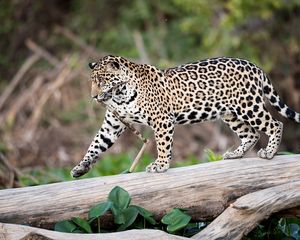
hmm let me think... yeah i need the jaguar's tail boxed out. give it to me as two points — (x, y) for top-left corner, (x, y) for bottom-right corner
(262, 74), (300, 123)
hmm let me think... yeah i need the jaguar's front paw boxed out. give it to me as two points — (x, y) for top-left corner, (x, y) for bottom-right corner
(71, 164), (91, 178)
(146, 160), (169, 173)
(222, 150), (244, 159)
(71, 158), (93, 178)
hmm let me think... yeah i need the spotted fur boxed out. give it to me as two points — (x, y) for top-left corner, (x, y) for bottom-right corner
(71, 55), (300, 177)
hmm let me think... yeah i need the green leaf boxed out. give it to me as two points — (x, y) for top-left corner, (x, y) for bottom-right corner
(278, 218), (300, 239)
(117, 206), (139, 231)
(72, 217), (92, 233)
(204, 149), (222, 162)
(89, 201), (112, 219)
(161, 208), (191, 233)
(114, 209), (126, 225)
(54, 220), (77, 233)
(108, 186), (131, 213)
(131, 205), (157, 225)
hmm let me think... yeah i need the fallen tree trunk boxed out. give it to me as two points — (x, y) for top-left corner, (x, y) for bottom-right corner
(0, 155), (300, 229)
(0, 223), (187, 240)
(192, 181), (300, 240)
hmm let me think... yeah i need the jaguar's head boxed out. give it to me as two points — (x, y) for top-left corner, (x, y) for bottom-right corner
(89, 55), (131, 102)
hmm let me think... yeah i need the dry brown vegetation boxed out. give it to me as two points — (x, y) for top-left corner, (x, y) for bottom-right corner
(0, 28), (235, 188)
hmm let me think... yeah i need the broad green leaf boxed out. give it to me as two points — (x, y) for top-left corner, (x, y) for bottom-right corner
(114, 208), (125, 225)
(72, 217), (92, 233)
(161, 208), (191, 233)
(89, 201), (112, 219)
(108, 186), (131, 211)
(117, 206), (139, 231)
(54, 220), (77, 233)
(131, 205), (157, 225)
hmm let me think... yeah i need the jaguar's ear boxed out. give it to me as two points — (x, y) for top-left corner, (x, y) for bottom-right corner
(108, 61), (120, 70)
(89, 62), (97, 69)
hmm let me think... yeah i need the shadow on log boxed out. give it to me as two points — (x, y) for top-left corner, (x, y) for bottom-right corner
(0, 155), (300, 232)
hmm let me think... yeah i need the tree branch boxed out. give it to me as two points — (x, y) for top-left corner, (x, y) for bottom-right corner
(0, 155), (300, 229)
(0, 223), (187, 240)
(193, 181), (300, 240)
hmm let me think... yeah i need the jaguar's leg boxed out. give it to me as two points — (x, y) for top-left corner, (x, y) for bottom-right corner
(146, 119), (174, 173)
(247, 110), (283, 159)
(233, 98), (283, 159)
(222, 114), (260, 159)
(256, 118), (283, 159)
(71, 110), (126, 178)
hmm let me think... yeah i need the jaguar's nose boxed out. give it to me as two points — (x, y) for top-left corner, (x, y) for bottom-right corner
(89, 62), (97, 69)
(92, 95), (98, 99)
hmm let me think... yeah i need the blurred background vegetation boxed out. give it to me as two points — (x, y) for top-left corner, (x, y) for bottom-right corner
(0, 0), (300, 189)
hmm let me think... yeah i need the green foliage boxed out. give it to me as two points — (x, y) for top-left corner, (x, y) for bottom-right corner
(131, 205), (157, 225)
(278, 218), (300, 240)
(174, 155), (199, 168)
(203, 149), (223, 162)
(18, 153), (152, 186)
(54, 185), (300, 239)
(54, 186), (156, 233)
(72, 217), (93, 233)
(3, 0), (300, 73)
(89, 201), (112, 219)
(108, 186), (131, 214)
(18, 150), (222, 187)
(60, 0), (297, 70)
(54, 220), (78, 233)
(244, 217), (300, 240)
(54, 185), (205, 236)
(56, 99), (92, 125)
(161, 208), (191, 233)
(51, 185), (300, 238)
(116, 206), (139, 231)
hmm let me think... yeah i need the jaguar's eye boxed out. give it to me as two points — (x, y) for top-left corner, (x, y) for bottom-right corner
(108, 61), (120, 70)
(112, 61), (120, 70)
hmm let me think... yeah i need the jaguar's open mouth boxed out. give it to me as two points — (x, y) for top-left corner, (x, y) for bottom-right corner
(96, 81), (129, 103)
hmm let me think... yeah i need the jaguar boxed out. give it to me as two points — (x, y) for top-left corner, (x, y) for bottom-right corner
(71, 55), (300, 177)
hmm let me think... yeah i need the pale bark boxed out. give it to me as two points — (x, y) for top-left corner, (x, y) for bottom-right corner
(0, 155), (299, 229)
(193, 181), (300, 240)
(0, 223), (187, 240)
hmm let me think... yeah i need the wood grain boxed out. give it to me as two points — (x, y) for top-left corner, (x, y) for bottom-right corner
(193, 181), (300, 240)
(0, 223), (187, 240)
(0, 155), (299, 229)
